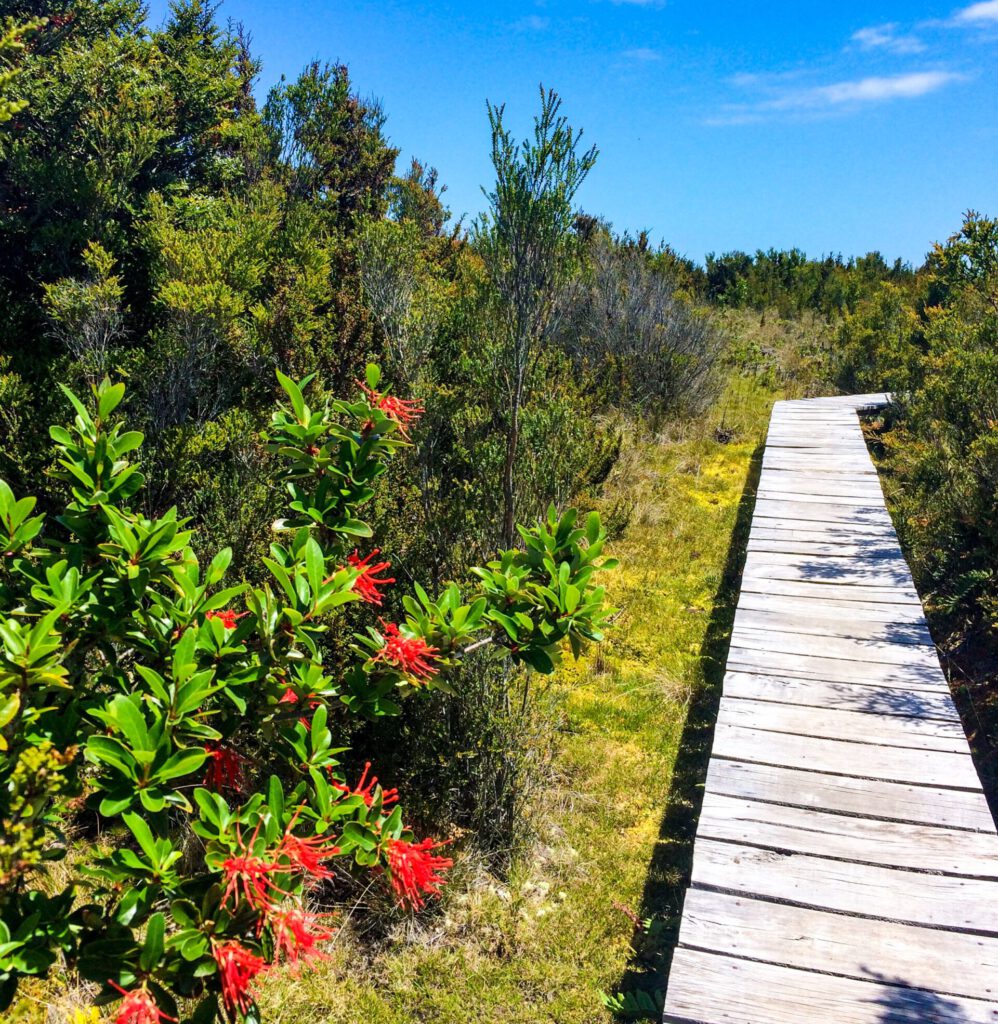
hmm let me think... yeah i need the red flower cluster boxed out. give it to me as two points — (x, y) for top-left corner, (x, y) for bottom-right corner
(221, 844), (285, 913)
(346, 548), (395, 605)
(270, 905), (337, 965)
(206, 608), (243, 630)
(359, 383), (424, 440)
(387, 837), (453, 911)
(212, 816), (345, 1010)
(277, 821), (341, 882)
(203, 742), (246, 793)
(108, 982), (176, 1024)
(213, 941), (267, 1017)
(331, 761), (398, 809)
(372, 623), (440, 682)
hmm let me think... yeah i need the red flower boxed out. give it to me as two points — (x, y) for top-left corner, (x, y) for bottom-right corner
(372, 623), (440, 682)
(277, 820), (341, 881)
(359, 383), (424, 440)
(331, 761), (398, 809)
(221, 827), (285, 912)
(203, 743), (246, 793)
(386, 837), (453, 911)
(206, 608), (236, 629)
(206, 608), (247, 630)
(346, 549), (395, 605)
(213, 940), (267, 1017)
(107, 982), (176, 1024)
(269, 905), (336, 965)
(277, 687), (321, 729)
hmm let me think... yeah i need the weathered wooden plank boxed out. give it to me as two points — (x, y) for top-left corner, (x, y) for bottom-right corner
(741, 561), (917, 592)
(752, 497), (894, 525)
(757, 470), (883, 489)
(737, 576), (922, 605)
(762, 456), (878, 473)
(742, 552), (911, 571)
(750, 515), (899, 537)
(691, 839), (998, 933)
(717, 696), (967, 752)
(728, 624), (939, 669)
(757, 482), (885, 502)
(712, 721), (981, 789)
(724, 646), (945, 687)
(757, 471), (883, 488)
(762, 449), (873, 460)
(722, 671), (955, 718)
(703, 758), (996, 832)
(736, 589), (929, 624)
(755, 491), (888, 509)
(676, 889), (998, 1001)
(697, 791), (998, 875)
(664, 948), (998, 1024)
(740, 570), (919, 598)
(732, 604), (932, 644)
(747, 536), (905, 559)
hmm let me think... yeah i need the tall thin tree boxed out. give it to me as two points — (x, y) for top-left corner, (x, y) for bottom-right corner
(475, 86), (597, 547)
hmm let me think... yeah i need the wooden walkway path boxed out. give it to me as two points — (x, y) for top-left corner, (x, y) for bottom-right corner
(663, 394), (998, 1024)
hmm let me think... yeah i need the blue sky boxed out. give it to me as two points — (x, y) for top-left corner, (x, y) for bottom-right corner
(149, 0), (998, 264)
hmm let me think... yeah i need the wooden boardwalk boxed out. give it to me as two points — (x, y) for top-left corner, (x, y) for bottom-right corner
(663, 395), (998, 1024)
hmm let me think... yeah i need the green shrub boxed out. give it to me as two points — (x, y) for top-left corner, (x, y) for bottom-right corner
(0, 368), (616, 1022)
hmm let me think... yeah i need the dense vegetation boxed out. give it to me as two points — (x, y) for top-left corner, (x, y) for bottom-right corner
(0, 4), (717, 1021)
(1, 2), (995, 1022)
(837, 211), (998, 792)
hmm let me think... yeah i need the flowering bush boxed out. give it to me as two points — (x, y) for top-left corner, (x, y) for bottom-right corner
(0, 366), (616, 1022)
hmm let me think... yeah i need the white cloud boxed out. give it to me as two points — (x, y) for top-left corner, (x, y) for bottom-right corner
(954, 0), (998, 22)
(851, 23), (927, 54)
(775, 71), (962, 108)
(622, 47), (661, 62)
(709, 70), (964, 125)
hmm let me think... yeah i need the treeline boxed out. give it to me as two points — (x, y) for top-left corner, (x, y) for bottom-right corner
(698, 247), (915, 319)
(0, 1), (720, 865)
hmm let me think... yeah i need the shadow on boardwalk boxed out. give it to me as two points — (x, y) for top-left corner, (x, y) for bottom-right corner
(865, 971), (982, 1024)
(611, 440), (764, 1016)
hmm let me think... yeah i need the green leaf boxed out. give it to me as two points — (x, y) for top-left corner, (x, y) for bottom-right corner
(86, 736), (138, 780)
(305, 538), (324, 599)
(337, 518), (373, 538)
(99, 792), (135, 817)
(342, 821), (377, 852)
(276, 370), (306, 422)
(97, 382), (126, 420)
(139, 913), (165, 972)
(365, 363), (381, 390)
(157, 748), (207, 781)
(123, 812), (159, 862)
(108, 696), (151, 754)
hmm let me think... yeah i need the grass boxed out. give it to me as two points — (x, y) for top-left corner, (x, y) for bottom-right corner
(249, 377), (774, 1024)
